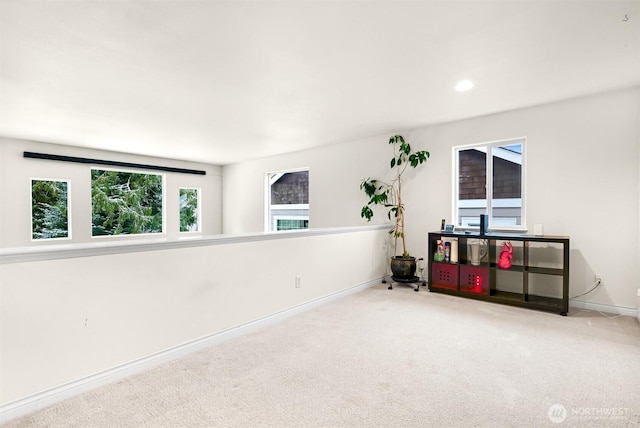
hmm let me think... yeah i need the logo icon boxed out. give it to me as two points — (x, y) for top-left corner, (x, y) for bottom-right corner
(548, 404), (567, 424)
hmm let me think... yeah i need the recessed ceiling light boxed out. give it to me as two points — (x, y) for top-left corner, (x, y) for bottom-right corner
(455, 80), (474, 92)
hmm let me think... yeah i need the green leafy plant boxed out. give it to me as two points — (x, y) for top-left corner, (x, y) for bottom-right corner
(91, 169), (163, 236)
(31, 179), (69, 239)
(179, 188), (199, 232)
(360, 135), (430, 258)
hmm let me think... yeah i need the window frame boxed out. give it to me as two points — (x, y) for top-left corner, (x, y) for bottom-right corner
(452, 137), (526, 232)
(265, 167), (309, 232)
(90, 167), (166, 238)
(273, 216), (310, 231)
(179, 187), (201, 233)
(30, 177), (72, 241)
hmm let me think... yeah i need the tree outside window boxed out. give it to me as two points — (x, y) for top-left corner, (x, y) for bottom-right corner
(91, 169), (164, 236)
(31, 179), (70, 240)
(179, 188), (199, 232)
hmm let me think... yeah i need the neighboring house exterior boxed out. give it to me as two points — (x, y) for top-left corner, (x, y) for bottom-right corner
(269, 170), (309, 231)
(458, 148), (522, 227)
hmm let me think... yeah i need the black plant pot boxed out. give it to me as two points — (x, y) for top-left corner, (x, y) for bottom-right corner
(390, 256), (417, 279)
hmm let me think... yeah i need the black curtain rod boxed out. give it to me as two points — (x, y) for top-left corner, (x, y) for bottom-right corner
(23, 152), (206, 175)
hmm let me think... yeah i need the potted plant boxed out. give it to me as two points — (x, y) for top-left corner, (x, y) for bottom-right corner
(360, 135), (430, 279)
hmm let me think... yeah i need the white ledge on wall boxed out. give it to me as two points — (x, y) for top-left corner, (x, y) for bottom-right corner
(0, 224), (390, 264)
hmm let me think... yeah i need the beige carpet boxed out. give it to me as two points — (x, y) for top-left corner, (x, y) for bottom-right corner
(4, 284), (640, 427)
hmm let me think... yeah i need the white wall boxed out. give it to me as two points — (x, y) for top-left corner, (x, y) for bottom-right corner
(0, 136), (389, 406)
(223, 134), (397, 234)
(0, 138), (223, 248)
(223, 87), (640, 309)
(0, 228), (388, 404)
(1, 86), (637, 407)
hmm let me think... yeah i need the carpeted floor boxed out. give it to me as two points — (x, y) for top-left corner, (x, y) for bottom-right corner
(4, 284), (640, 427)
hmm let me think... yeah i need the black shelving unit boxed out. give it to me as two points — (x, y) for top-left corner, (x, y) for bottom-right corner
(428, 231), (570, 315)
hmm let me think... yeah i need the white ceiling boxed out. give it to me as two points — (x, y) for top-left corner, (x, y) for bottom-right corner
(1, 1), (638, 165)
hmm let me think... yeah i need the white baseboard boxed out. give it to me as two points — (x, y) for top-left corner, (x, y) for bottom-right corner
(569, 299), (638, 317)
(0, 278), (382, 424)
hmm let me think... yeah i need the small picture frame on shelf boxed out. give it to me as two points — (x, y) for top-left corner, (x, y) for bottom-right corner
(444, 224), (455, 232)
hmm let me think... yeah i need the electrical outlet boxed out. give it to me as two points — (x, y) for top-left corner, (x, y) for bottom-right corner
(595, 274), (604, 287)
(534, 224), (543, 236)
(295, 275), (302, 288)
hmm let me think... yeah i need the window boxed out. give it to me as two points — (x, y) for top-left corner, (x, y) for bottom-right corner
(31, 179), (70, 240)
(91, 169), (164, 236)
(266, 169), (309, 231)
(275, 218), (309, 231)
(454, 138), (525, 230)
(179, 188), (200, 232)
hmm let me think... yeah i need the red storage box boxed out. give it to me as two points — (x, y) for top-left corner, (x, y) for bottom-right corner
(431, 262), (458, 290)
(459, 265), (489, 295)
